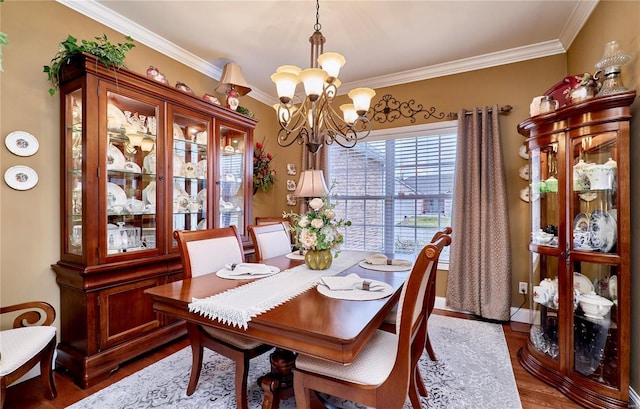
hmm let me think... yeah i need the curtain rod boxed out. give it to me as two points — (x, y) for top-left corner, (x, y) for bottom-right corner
(447, 105), (512, 120)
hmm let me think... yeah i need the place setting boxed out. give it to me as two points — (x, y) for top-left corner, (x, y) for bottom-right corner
(358, 253), (413, 271)
(316, 272), (393, 300)
(215, 263), (280, 280)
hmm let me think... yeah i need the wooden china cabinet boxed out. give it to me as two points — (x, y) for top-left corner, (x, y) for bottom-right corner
(517, 91), (635, 409)
(52, 53), (256, 388)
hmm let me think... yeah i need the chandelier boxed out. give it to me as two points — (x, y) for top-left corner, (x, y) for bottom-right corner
(271, 0), (376, 154)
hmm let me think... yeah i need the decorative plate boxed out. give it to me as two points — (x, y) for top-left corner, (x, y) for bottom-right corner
(317, 279), (394, 301)
(107, 104), (127, 129)
(107, 182), (127, 207)
(4, 165), (38, 190)
(196, 159), (207, 178)
(142, 181), (156, 205)
(609, 275), (617, 301)
(197, 218), (207, 230)
(123, 161), (142, 173)
(173, 123), (185, 140)
(573, 212), (589, 232)
(574, 272), (594, 294)
(589, 209), (617, 252)
(195, 131), (208, 145)
(196, 188), (207, 204)
(173, 154), (185, 176)
(519, 187), (530, 202)
(5, 131), (39, 157)
(107, 143), (126, 170)
(578, 192), (597, 202)
(518, 165), (530, 180)
(216, 264), (280, 280)
(143, 152), (156, 174)
(518, 144), (529, 160)
(182, 162), (197, 178)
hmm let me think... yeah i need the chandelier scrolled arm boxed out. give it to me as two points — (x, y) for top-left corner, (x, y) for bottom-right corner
(271, 0), (375, 153)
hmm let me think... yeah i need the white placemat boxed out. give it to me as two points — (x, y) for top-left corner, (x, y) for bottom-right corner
(216, 265), (280, 280)
(189, 250), (365, 329)
(285, 251), (306, 260)
(316, 279), (393, 300)
(358, 261), (413, 272)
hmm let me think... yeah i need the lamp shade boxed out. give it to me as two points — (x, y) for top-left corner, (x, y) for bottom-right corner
(293, 169), (329, 198)
(348, 87), (376, 115)
(215, 62), (252, 96)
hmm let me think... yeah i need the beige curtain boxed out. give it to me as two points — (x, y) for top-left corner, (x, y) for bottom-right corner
(446, 105), (512, 321)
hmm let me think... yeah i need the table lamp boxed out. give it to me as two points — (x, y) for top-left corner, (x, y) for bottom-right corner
(293, 169), (329, 198)
(215, 62), (252, 110)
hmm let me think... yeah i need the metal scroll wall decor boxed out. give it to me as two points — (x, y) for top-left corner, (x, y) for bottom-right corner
(368, 94), (447, 124)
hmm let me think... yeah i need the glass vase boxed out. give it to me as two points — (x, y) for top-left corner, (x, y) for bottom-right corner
(305, 249), (333, 270)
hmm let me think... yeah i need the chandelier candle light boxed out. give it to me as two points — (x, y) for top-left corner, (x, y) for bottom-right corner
(271, 0), (376, 154)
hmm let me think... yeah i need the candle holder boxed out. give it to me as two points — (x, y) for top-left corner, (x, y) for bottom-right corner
(594, 41), (630, 96)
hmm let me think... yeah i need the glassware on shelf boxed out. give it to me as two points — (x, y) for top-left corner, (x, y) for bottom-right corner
(594, 40), (631, 96)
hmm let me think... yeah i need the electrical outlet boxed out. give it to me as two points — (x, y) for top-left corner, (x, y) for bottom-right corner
(519, 282), (528, 295)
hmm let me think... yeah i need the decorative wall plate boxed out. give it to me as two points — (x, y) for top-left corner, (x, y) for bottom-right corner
(519, 187), (530, 202)
(4, 165), (38, 190)
(5, 131), (39, 157)
(518, 165), (530, 180)
(518, 144), (529, 160)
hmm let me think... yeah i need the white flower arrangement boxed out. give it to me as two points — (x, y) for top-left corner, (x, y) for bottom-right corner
(284, 195), (351, 254)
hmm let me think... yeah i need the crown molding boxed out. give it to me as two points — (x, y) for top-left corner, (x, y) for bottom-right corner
(558, 0), (599, 49)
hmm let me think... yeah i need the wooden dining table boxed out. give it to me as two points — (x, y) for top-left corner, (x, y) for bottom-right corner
(144, 253), (409, 408)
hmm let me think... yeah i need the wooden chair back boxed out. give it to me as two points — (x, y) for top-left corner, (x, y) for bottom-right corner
(255, 216), (294, 244)
(173, 226), (244, 278)
(248, 223), (292, 261)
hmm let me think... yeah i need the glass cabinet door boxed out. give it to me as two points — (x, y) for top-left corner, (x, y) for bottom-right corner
(170, 108), (210, 249)
(570, 131), (619, 388)
(105, 90), (160, 256)
(529, 141), (560, 249)
(65, 88), (84, 256)
(218, 124), (246, 234)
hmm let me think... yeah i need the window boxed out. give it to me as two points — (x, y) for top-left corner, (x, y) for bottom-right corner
(327, 121), (456, 263)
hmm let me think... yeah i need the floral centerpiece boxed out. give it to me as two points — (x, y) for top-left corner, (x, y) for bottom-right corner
(284, 194), (351, 270)
(253, 141), (276, 193)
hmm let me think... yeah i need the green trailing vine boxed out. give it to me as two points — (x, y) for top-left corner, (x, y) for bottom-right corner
(0, 0), (7, 72)
(43, 34), (135, 95)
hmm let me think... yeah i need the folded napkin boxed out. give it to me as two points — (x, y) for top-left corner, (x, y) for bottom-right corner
(320, 273), (385, 291)
(365, 253), (412, 266)
(224, 263), (272, 276)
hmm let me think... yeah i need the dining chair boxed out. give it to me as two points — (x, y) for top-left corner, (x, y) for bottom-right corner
(248, 222), (292, 261)
(173, 226), (273, 409)
(293, 232), (452, 409)
(0, 301), (57, 409)
(255, 216), (295, 244)
(381, 226), (452, 360)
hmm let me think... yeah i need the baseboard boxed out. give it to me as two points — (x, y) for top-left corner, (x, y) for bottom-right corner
(630, 387), (639, 408)
(434, 296), (533, 324)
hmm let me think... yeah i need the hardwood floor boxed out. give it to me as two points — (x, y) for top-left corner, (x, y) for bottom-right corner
(4, 310), (585, 409)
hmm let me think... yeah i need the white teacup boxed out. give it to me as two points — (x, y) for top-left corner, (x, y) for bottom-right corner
(533, 286), (551, 305)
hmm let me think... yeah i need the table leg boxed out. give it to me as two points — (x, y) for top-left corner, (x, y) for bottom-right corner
(259, 348), (296, 409)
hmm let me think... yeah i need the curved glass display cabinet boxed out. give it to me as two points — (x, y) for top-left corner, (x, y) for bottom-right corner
(518, 90), (635, 409)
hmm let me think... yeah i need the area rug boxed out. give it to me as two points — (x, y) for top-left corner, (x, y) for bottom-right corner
(66, 315), (522, 409)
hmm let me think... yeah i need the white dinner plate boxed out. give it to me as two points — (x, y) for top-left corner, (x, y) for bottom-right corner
(196, 159), (207, 178)
(316, 279), (394, 300)
(107, 182), (127, 207)
(518, 165), (530, 181)
(609, 275), (617, 301)
(107, 143), (126, 170)
(4, 165), (38, 190)
(142, 181), (156, 206)
(173, 154), (185, 176)
(197, 218), (207, 230)
(5, 131), (39, 157)
(196, 188), (207, 204)
(143, 152), (156, 174)
(173, 123), (185, 140)
(574, 272), (594, 294)
(519, 187), (530, 202)
(216, 265), (280, 280)
(589, 209), (617, 252)
(107, 104), (127, 129)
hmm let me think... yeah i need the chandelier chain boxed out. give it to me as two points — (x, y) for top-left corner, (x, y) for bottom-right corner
(314, 0), (322, 32)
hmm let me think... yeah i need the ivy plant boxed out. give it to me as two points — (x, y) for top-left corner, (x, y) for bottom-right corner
(43, 34), (135, 95)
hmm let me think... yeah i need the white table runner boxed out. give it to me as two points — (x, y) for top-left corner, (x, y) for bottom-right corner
(188, 250), (365, 329)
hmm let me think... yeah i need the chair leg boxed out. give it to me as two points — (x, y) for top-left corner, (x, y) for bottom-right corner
(1, 382), (6, 409)
(415, 366), (428, 397)
(186, 323), (204, 396)
(425, 333), (437, 361)
(408, 372), (423, 409)
(40, 336), (58, 400)
(234, 355), (250, 409)
(292, 370), (312, 409)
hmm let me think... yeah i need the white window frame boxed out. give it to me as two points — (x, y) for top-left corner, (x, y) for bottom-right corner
(327, 121), (457, 270)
